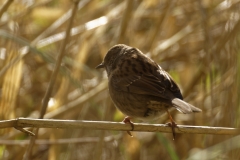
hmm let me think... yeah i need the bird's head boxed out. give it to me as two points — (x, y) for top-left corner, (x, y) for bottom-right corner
(96, 44), (131, 76)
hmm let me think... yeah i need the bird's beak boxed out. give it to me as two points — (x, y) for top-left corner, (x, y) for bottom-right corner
(96, 62), (105, 69)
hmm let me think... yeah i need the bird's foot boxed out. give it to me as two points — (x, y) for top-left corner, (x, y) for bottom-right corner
(166, 110), (178, 140)
(122, 116), (134, 137)
(166, 120), (178, 140)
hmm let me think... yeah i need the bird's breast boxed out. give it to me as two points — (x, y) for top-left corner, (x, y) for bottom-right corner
(108, 83), (170, 121)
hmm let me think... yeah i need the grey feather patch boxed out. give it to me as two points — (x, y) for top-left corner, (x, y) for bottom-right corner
(171, 98), (202, 114)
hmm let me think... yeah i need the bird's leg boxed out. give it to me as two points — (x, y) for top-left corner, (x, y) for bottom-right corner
(122, 116), (134, 137)
(166, 110), (178, 140)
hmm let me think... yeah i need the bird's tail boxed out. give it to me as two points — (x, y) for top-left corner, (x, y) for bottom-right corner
(171, 98), (202, 114)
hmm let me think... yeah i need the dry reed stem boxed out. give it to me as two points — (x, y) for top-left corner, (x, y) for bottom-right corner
(23, 1), (81, 159)
(0, 0), (14, 19)
(117, 0), (133, 43)
(1, 118), (239, 136)
(0, 136), (118, 145)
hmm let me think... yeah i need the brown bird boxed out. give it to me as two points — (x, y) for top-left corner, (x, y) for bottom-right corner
(96, 44), (201, 139)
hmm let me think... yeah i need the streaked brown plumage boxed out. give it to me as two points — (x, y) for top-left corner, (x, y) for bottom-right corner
(96, 44), (201, 139)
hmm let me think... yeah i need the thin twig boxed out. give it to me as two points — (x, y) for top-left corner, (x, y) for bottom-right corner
(0, 135), (119, 145)
(117, 0), (134, 43)
(44, 80), (107, 119)
(0, 119), (16, 128)
(0, 0), (14, 19)
(0, 0), (52, 27)
(0, 0), (89, 78)
(1, 118), (239, 135)
(14, 127), (35, 136)
(32, 0), (91, 44)
(39, 1), (79, 120)
(152, 25), (194, 57)
(23, 1), (80, 159)
(146, 0), (176, 52)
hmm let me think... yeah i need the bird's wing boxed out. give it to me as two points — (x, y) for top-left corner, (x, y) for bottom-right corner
(110, 67), (183, 100)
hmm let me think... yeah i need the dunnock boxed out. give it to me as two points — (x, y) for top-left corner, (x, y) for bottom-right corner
(96, 44), (201, 139)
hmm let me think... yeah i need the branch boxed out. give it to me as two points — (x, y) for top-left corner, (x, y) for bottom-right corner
(1, 118), (239, 135)
(0, 136), (118, 145)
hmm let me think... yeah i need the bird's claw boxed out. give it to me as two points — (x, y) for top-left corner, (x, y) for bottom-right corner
(166, 121), (178, 140)
(122, 116), (134, 137)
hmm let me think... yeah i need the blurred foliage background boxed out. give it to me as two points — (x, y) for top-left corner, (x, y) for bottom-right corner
(0, 0), (240, 159)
